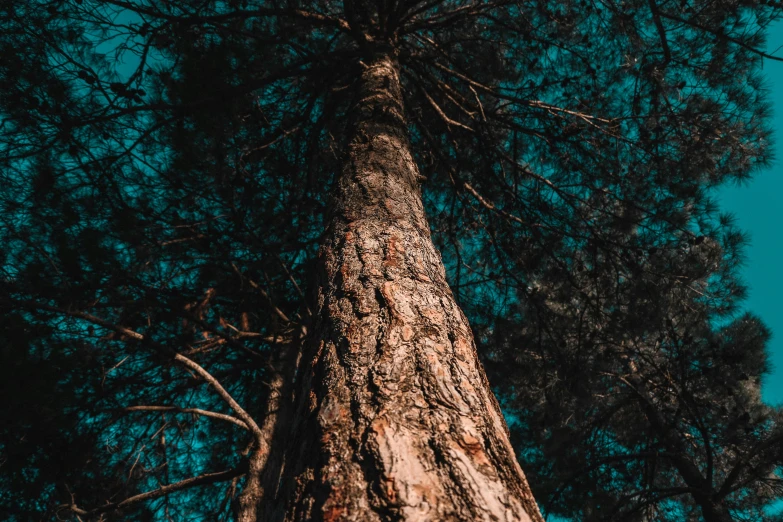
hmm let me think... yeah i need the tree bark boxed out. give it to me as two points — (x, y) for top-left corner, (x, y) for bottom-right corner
(237, 335), (304, 522)
(270, 53), (544, 522)
(237, 344), (295, 522)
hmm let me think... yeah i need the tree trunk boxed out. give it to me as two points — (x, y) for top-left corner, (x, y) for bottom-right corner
(270, 53), (544, 522)
(238, 339), (301, 522)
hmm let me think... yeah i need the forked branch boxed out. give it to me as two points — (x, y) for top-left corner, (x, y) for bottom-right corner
(173, 353), (264, 440)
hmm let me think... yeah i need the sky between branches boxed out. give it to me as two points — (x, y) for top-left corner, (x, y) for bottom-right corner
(720, 19), (783, 406)
(100, 5), (783, 405)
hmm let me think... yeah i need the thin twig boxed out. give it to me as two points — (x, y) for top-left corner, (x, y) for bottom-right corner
(125, 405), (249, 430)
(64, 463), (248, 517)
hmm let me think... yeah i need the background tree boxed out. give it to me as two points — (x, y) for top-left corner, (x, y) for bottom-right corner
(490, 227), (783, 521)
(1, 0), (782, 520)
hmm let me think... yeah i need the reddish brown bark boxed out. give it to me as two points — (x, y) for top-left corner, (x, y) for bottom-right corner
(268, 53), (544, 522)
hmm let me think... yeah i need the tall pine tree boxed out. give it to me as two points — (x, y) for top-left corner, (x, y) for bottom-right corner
(1, 0), (781, 520)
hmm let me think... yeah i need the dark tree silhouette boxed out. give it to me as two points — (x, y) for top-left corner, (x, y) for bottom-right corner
(491, 230), (783, 521)
(1, 0), (782, 520)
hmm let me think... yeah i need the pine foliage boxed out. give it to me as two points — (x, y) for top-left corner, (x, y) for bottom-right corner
(1, 0), (782, 520)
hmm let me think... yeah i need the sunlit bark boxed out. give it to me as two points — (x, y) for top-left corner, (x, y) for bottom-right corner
(269, 53), (544, 522)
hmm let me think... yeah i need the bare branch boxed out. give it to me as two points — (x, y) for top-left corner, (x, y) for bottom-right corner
(16, 301), (145, 341)
(231, 263), (292, 324)
(173, 353), (264, 440)
(16, 301), (265, 439)
(64, 463), (248, 517)
(408, 72), (473, 131)
(463, 182), (527, 226)
(470, 85), (486, 121)
(101, 0), (351, 32)
(125, 405), (249, 430)
(428, 61), (615, 131)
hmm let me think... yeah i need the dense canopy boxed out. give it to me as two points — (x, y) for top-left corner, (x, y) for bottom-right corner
(1, 0), (782, 520)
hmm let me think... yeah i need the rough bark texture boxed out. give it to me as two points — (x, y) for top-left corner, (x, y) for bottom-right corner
(271, 54), (544, 522)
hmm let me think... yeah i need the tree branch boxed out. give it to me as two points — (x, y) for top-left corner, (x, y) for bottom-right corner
(718, 432), (783, 497)
(658, 11), (783, 62)
(408, 71), (474, 131)
(173, 353), (264, 440)
(101, 0), (351, 32)
(125, 405), (249, 430)
(15, 299), (264, 439)
(647, 0), (672, 65)
(64, 463), (248, 517)
(16, 301), (145, 341)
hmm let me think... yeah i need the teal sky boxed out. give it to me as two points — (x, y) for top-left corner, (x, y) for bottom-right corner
(719, 19), (783, 405)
